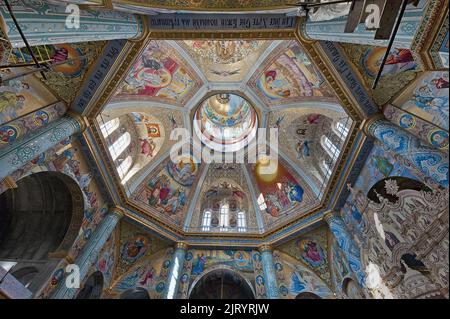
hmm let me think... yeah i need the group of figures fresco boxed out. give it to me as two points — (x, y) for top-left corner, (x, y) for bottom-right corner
(117, 41), (200, 105)
(252, 161), (305, 219)
(112, 248), (174, 298)
(137, 156), (199, 223)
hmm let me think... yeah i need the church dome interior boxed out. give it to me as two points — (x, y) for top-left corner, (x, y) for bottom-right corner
(0, 0), (448, 302)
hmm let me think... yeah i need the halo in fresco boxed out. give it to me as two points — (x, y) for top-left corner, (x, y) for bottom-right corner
(121, 235), (149, 264)
(167, 155), (199, 186)
(362, 47), (418, 78)
(297, 239), (326, 268)
(116, 41), (202, 105)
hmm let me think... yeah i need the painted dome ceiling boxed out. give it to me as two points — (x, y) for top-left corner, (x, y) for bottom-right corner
(194, 93), (258, 152)
(96, 38), (354, 236)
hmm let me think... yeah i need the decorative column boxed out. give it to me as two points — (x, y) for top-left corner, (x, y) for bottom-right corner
(364, 115), (449, 188)
(0, 0), (144, 48)
(383, 104), (449, 153)
(300, 3), (424, 49)
(324, 211), (366, 287)
(0, 112), (87, 180)
(52, 207), (123, 299)
(259, 245), (279, 299)
(163, 242), (188, 299)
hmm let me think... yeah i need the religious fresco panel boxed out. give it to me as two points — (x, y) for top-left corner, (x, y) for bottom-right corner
(273, 250), (334, 299)
(246, 158), (318, 229)
(393, 71), (449, 131)
(114, 41), (203, 106)
(340, 43), (422, 106)
(277, 225), (332, 287)
(130, 155), (201, 227)
(248, 40), (335, 107)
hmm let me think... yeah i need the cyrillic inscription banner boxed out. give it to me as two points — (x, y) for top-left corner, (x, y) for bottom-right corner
(148, 14), (297, 31)
(71, 39), (127, 114)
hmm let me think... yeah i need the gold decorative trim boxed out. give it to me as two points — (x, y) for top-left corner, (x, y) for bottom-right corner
(175, 242), (189, 250)
(322, 210), (337, 223)
(148, 30), (296, 40)
(2, 176), (17, 189)
(47, 250), (69, 260)
(421, 7), (449, 70)
(411, 0), (449, 69)
(259, 244), (273, 253)
(129, 15), (150, 43)
(80, 0), (113, 10)
(362, 113), (385, 136)
(111, 205), (126, 218)
(67, 111), (89, 133)
(295, 17), (316, 44)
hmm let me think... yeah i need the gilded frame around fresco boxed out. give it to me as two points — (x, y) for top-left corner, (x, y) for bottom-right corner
(81, 16), (372, 247)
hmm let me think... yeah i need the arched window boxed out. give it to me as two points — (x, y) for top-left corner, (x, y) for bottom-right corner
(109, 132), (131, 161)
(237, 212), (246, 232)
(257, 193), (267, 211)
(202, 211), (212, 232)
(321, 135), (340, 159)
(335, 121), (350, 139)
(100, 118), (120, 138)
(121, 165), (140, 185)
(220, 204), (229, 231)
(117, 156), (133, 179)
(320, 160), (332, 179)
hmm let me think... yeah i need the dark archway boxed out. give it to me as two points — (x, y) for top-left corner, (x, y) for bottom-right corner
(189, 268), (255, 299)
(0, 172), (84, 260)
(295, 292), (322, 299)
(120, 287), (150, 299)
(342, 278), (364, 299)
(367, 176), (431, 204)
(76, 271), (104, 299)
